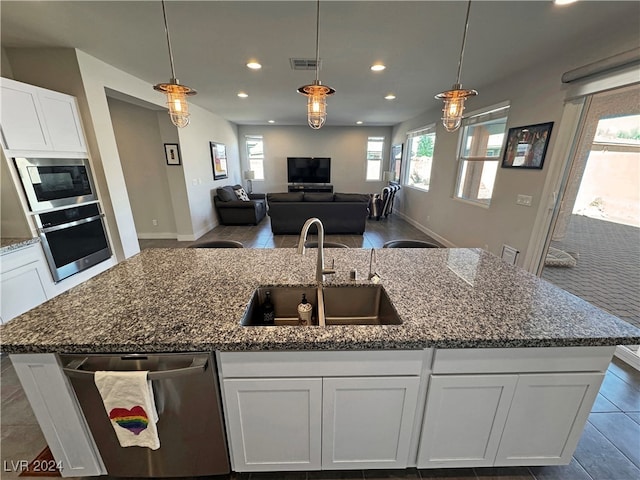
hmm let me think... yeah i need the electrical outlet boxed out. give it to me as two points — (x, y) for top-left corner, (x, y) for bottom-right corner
(152, 219), (158, 226)
(516, 194), (533, 206)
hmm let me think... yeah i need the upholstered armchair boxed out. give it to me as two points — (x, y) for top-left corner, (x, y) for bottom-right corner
(214, 185), (267, 225)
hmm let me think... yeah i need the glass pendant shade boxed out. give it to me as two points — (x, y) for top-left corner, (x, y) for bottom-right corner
(154, 79), (197, 128)
(298, 81), (335, 129)
(435, 83), (478, 132)
(153, 1), (196, 129)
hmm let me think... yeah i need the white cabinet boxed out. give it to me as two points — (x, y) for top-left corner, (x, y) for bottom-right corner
(495, 373), (604, 466)
(218, 350), (427, 472)
(10, 354), (105, 477)
(418, 374), (517, 468)
(1, 243), (54, 323)
(0, 77), (86, 154)
(322, 376), (420, 470)
(416, 347), (613, 469)
(223, 378), (322, 471)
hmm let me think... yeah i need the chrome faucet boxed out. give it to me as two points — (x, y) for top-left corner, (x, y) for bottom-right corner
(297, 217), (336, 284)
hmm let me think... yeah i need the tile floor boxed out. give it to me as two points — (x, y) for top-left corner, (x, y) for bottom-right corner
(3, 216), (639, 479)
(1, 355), (638, 480)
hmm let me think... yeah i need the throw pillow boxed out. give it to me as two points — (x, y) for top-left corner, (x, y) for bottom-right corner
(234, 187), (250, 202)
(216, 186), (236, 202)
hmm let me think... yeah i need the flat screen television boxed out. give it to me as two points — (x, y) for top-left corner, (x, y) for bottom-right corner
(287, 157), (331, 183)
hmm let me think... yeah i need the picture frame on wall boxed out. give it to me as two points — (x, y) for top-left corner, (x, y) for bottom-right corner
(210, 142), (228, 180)
(501, 122), (554, 169)
(164, 143), (181, 165)
(391, 144), (403, 182)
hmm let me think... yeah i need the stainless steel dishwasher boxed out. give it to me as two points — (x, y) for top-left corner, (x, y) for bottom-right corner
(61, 352), (230, 477)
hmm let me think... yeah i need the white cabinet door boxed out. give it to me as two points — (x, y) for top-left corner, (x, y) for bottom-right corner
(0, 77), (86, 154)
(0, 82), (51, 151)
(322, 376), (420, 470)
(495, 373), (605, 466)
(10, 354), (105, 477)
(38, 91), (86, 152)
(0, 244), (53, 323)
(223, 378), (322, 472)
(417, 374), (517, 468)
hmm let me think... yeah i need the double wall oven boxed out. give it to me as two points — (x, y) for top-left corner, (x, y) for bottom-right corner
(14, 157), (111, 282)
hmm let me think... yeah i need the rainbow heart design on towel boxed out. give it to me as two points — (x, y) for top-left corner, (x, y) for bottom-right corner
(109, 406), (149, 435)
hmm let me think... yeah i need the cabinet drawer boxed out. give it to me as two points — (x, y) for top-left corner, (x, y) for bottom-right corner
(432, 346), (615, 374)
(219, 350), (428, 378)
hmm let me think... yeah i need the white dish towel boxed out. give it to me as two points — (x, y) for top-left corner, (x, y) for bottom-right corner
(94, 371), (160, 450)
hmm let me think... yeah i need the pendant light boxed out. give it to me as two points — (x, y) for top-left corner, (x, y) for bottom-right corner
(298, 0), (335, 129)
(153, 0), (196, 128)
(435, 0), (478, 133)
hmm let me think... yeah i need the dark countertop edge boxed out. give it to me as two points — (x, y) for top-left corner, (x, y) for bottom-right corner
(3, 336), (638, 355)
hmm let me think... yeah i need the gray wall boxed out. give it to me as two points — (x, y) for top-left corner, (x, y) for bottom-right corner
(107, 97), (177, 239)
(237, 125), (393, 194)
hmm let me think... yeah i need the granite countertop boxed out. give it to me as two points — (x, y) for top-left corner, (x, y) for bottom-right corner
(0, 237), (40, 255)
(2, 248), (639, 354)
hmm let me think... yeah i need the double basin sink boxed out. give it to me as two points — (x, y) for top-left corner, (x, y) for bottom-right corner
(242, 285), (402, 326)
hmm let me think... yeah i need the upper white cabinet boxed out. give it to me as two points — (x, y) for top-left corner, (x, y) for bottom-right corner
(0, 77), (86, 154)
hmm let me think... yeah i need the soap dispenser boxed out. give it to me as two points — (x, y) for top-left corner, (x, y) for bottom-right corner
(297, 293), (313, 326)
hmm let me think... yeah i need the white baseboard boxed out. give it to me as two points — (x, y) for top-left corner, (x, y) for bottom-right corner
(614, 345), (640, 371)
(176, 220), (219, 242)
(136, 232), (177, 240)
(393, 212), (456, 247)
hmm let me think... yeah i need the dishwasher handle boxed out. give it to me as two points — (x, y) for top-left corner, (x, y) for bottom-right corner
(62, 355), (209, 381)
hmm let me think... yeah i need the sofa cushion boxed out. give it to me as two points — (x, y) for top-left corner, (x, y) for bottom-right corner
(304, 192), (334, 202)
(216, 186), (236, 202)
(267, 192), (304, 202)
(234, 186), (250, 201)
(334, 193), (370, 203)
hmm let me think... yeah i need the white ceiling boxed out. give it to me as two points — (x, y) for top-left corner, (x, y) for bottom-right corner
(1, 1), (639, 127)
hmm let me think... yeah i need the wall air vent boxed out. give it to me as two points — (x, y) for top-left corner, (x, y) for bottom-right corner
(290, 58), (322, 70)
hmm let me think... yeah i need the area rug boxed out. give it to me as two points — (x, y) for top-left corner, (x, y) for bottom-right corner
(545, 247), (578, 268)
(18, 446), (61, 477)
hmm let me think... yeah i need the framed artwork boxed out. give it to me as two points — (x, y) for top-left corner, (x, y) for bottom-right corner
(164, 143), (181, 165)
(391, 143), (403, 182)
(501, 122), (554, 169)
(210, 142), (228, 180)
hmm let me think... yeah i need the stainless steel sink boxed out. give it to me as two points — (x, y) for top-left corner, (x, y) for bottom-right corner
(242, 284), (401, 326)
(241, 286), (319, 326)
(323, 285), (402, 325)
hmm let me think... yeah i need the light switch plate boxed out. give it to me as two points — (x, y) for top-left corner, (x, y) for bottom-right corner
(516, 194), (533, 206)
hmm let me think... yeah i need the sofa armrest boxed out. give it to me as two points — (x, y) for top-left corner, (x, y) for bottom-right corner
(217, 200), (259, 209)
(249, 193), (266, 200)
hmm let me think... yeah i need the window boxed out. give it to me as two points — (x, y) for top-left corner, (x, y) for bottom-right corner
(405, 125), (436, 191)
(454, 106), (510, 205)
(245, 135), (265, 180)
(366, 136), (384, 181)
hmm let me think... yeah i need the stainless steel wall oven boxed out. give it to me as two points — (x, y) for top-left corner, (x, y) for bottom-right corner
(35, 203), (111, 282)
(14, 157), (97, 212)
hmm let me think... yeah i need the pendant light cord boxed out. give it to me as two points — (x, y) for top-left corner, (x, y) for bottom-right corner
(314, 0), (320, 83)
(161, 0), (177, 80)
(455, 0), (472, 85)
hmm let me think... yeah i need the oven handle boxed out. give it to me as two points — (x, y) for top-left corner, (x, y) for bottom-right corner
(39, 214), (104, 233)
(62, 355), (209, 381)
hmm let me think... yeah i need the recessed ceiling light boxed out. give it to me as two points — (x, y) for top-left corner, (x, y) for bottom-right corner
(371, 64), (386, 72)
(237, 92), (249, 98)
(385, 94), (396, 100)
(268, 120), (275, 124)
(356, 121), (363, 125)
(554, 0), (578, 5)
(247, 62), (262, 70)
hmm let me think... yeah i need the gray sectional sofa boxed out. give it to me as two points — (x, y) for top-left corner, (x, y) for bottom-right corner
(267, 192), (370, 234)
(214, 185), (267, 225)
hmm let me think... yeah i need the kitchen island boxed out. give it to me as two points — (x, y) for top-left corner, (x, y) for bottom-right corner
(2, 248), (639, 476)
